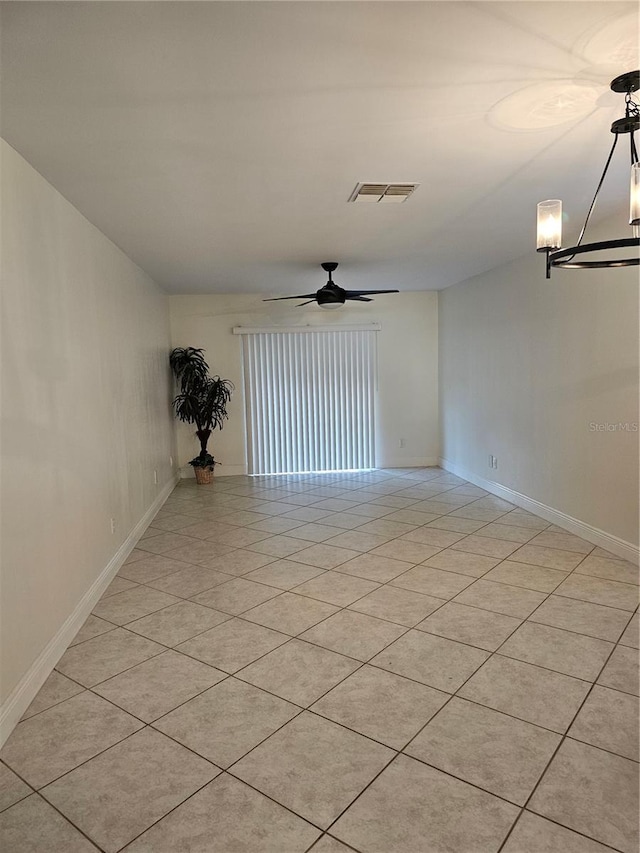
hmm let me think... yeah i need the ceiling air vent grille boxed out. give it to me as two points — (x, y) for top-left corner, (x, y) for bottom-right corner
(349, 183), (419, 204)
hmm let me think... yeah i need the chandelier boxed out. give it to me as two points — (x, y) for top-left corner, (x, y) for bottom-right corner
(536, 70), (640, 278)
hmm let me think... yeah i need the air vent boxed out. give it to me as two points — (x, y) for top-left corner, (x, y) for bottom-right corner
(349, 183), (419, 204)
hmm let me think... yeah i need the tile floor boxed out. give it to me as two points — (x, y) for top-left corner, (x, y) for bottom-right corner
(1, 467), (639, 852)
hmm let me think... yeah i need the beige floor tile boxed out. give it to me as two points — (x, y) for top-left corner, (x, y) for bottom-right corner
(475, 522), (538, 543)
(312, 665), (447, 749)
(459, 655), (591, 732)
(592, 546), (627, 560)
(214, 527), (272, 547)
(597, 645), (639, 695)
(426, 516), (486, 533)
(569, 685), (639, 760)
(56, 628), (164, 687)
(192, 577), (281, 615)
(293, 571), (379, 606)
(232, 712), (393, 829)
(529, 595), (630, 642)
(268, 521), (333, 541)
(248, 516), (306, 534)
(238, 639), (360, 706)
(123, 548), (148, 564)
(243, 559), (326, 589)
(154, 677), (299, 767)
(620, 613), (639, 648)
(118, 555), (189, 584)
(123, 774), (320, 852)
(482, 561), (568, 592)
(417, 602), (521, 651)
(349, 585), (443, 627)
(352, 519), (419, 540)
(103, 576), (138, 597)
(92, 586), (179, 626)
(406, 697), (560, 805)
(383, 508), (443, 525)
(0, 763), (31, 813)
(401, 526), (465, 547)
(176, 618), (289, 673)
(555, 573), (639, 611)
(20, 671), (84, 720)
(69, 614), (115, 646)
(321, 511), (379, 530)
(347, 504), (397, 520)
(527, 531), (595, 554)
(148, 513), (203, 531)
(127, 600), (231, 646)
(448, 506), (507, 522)
(502, 810), (616, 853)
(199, 549), (276, 575)
(242, 592), (338, 635)
(371, 629), (488, 692)
(246, 535), (311, 558)
(292, 543), (361, 569)
(391, 565), (475, 598)
(137, 532), (198, 555)
(281, 506), (334, 522)
(164, 539), (236, 565)
(499, 622), (613, 681)
(331, 754), (518, 853)
(421, 550), (502, 578)
(453, 579), (547, 618)
(449, 535), (520, 559)
(336, 553), (413, 582)
(93, 650), (225, 722)
(509, 544), (584, 571)
(181, 519), (245, 539)
(324, 530), (392, 551)
(145, 565), (232, 598)
(529, 739), (639, 853)
(369, 540), (441, 564)
(576, 554), (639, 585)
(42, 728), (218, 853)
(309, 835), (353, 853)
(301, 610), (406, 660)
(0, 794), (100, 852)
(1, 692), (142, 788)
(498, 510), (549, 530)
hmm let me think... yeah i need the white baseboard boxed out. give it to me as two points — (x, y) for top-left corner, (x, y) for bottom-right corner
(377, 456), (440, 469)
(439, 458), (639, 564)
(0, 475), (180, 747)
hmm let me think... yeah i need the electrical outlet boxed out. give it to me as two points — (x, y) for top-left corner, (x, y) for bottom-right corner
(488, 454), (494, 468)
(398, 438), (405, 448)
(493, 456), (498, 470)
(153, 469), (158, 485)
(110, 518), (116, 534)
(169, 456), (173, 468)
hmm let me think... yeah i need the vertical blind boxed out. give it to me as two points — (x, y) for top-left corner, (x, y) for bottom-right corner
(237, 327), (378, 475)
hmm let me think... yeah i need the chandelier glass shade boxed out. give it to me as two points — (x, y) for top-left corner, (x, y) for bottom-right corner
(537, 70), (640, 278)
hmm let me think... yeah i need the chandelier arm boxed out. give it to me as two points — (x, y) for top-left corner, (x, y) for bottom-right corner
(631, 129), (639, 165)
(573, 132), (619, 251)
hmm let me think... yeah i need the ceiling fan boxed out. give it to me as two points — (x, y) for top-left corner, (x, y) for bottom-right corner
(263, 262), (399, 309)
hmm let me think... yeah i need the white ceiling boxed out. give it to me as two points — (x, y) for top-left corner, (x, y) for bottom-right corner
(1, 1), (637, 294)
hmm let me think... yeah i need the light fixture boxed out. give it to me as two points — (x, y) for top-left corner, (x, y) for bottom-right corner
(537, 70), (640, 278)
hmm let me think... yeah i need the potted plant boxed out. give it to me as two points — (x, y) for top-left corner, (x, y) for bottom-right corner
(169, 347), (234, 484)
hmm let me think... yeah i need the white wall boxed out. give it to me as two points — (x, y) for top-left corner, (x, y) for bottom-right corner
(0, 141), (176, 730)
(169, 292), (439, 474)
(439, 214), (639, 552)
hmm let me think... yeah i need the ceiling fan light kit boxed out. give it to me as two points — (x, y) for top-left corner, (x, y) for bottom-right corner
(263, 262), (399, 309)
(536, 70), (640, 279)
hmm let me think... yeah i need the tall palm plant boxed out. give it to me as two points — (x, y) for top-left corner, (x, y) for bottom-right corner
(170, 347), (234, 471)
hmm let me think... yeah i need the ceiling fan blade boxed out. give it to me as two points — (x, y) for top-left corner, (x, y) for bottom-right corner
(263, 293), (317, 302)
(346, 295), (373, 302)
(345, 289), (400, 297)
(296, 299), (317, 306)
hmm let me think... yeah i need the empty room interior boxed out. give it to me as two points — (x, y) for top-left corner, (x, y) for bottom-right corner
(1, 2), (639, 852)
